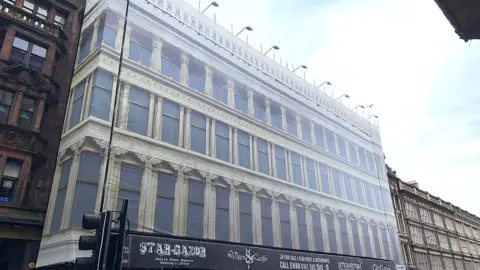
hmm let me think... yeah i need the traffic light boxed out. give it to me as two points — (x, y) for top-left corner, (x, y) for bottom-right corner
(76, 211), (112, 270)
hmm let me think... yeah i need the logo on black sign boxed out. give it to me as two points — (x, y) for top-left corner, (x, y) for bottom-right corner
(227, 248), (268, 269)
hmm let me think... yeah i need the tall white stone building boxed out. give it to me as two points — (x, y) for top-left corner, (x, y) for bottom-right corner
(37, 0), (403, 267)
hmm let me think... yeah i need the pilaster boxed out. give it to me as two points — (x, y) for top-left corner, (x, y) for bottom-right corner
(334, 213), (342, 253)
(249, 135), (254, 170)
(296, 115), (302, 139)
(119, 83), (130, 129)
(81, 74), (93, 120)
(290, 199), (299, 249)
(265, 98), (271, 125)
(105, 148), (126, 212)
(33, 98), (45, 131)
(94, 144), (108, 212)
(154, 96), (163, 140)
(172, 164), (191, 235)
(8, 91), (23, 126)
(151, 39), (163, 72)
(251, 187), (262, 245)
(271, 143), (276, 178)
(210, 119), (216, 157)
(184, 108), (192, 149)
(247, 88), (254, 116)
(305, 205), (314, 251)
(368, 223), (377, 258)
(233, 128), (238, 165)
(178, 106), (185, 147)
(272, 194), (281, 247)
(109, 75), (118, 122)
(229, 126), (233, 163)
(147, 93), (155, 137)
(115, 19), (125, 50)
(180, 54), (190, 86)
(205, 66), (213, 96)
(358, 220), (366, 256)
(205, 118), (210, 156)
(286, 150), (291, 182)
(90, 18), (100, 52)
(310, 121), (316, 145)
(227, 80), (235, 108)
(123, 24), (131, 59)
(321, 211), (330, 252)
(203, 175), (213, 239)
(207, 178), (216, 239)
(229, 180), (240, 242)
(281, 106), (287, 132)
(60, 142), (82, 229)
(253, 137), (258, 171)
(346, 217), (355, 255)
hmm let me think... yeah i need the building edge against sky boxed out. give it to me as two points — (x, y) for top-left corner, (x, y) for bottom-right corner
(36, 0), (402, 267)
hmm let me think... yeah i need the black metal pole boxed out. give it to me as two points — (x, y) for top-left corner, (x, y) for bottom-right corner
(113, 199), (128, 270)
(99, 0), (130, 212)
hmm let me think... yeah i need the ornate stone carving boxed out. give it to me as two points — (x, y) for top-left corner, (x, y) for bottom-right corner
(0, 129), (46, 154)
(111, 147), (127, 157)
(135, 153), (162, 168)
(70, 137), (86, 155)
(199, 171), (217, 181)
(56, 148), (67, 163)
(170, 162), (191, 174)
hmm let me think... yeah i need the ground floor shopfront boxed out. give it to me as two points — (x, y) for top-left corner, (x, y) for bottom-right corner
(0, 222), (42, 269)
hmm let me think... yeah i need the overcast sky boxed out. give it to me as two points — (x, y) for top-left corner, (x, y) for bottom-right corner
(183, 0), (480, 216)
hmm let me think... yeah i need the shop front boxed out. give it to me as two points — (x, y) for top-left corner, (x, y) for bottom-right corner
(122, 233), (396, 270)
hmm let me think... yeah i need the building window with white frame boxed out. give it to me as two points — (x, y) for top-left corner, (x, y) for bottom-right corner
(239, 192), (253, 244)
(190, 111), (207, 154)
(325, 128), (336, 154)
(363, 181), (375, 209)
(338, 215), (350, 255)
(301, 118), (311, 143)
(336, 135), (348, 160)
(361, 221), (373, 257)
(429, 254), (442, 270)
(253, 94), (266, 122)
(286, 111), (297, 137)
(311, 211), (324, 252)
(456, 221), (465, 235)
(89, 69), (114, 121)
(270, 103), (283, 130)
(460, 239), (470, 254)
(380, 227), (391, 259)
(50, 159), (72, 233)
(188, 60), (206, 93)
(372, 185), (383, 211)
(319, 163), (330, 195)
(161, 99), (180, 145)
(129, 31), (152, 67)
(215, 186), (230, 241)
(97, 11), (117, 48)
(331, 168), (343, 199)
(256, 138), (269, 175)
(161, 46), (181, 82)
(443, 257), (454, 270)
(279, 202), (292, 248)
(371, 223), (382, 258)
(260, 197), (273, 246)
(314, 124), (325, 149)
(424, 229), (437, 247)
(444, 217), (454, 231)
(234, 86), (248, 113)
(305, 158), (317, 191)
(275, 146), (287, 180)
(404, 201), (419, 219)
(215, 121), (230, 162)
(127, 86), (150, 136)
(354, 177), (365, 205)
(455, 258), (465, 270)
(69, 79), (86, 129)
(325, 212), (337, 253)
(118, 163), (142, 231)
(438, 233), (449, 250)
(237, 130), (250, 169)
(342, 173), (354, 202)
(365, 150), (376, 172)
(290, 152), (302, 186)
(155, 173), (176, 234)
(212, 74), (228, 104)
(296, 206), (308, 250)
(348, 141), (358, 165)
(187, 179), (205, 238)
(415, 252), (429, 270)
(358, 146), (368, 169)
(432, 212), (444, 228)
(469, 241), (478, 256)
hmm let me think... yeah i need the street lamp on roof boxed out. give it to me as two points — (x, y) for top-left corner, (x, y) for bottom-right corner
(316, 81), (332, 88)
(293, 64), (307, 72)
(264, 45), (279, 55)
(236, 26), (253, 36)
(366, 114), (378, 120)
(335, 94), (350, 101)
(201, 2), (219, 13)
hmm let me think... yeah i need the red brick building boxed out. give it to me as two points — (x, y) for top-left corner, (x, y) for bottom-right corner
(435, 0), (480, 41)
(0, 0), (85, 269)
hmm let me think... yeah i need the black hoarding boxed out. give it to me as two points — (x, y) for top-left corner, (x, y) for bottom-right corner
(122, 234), (395, 270)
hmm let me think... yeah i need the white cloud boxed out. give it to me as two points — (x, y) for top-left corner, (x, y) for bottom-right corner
(187, 0), (480, 215)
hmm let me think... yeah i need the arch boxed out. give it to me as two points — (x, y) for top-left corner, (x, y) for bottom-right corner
(212, 177), (230, 188)
(293, 199), (306, 207)
(336, 210), (347, 218)
(256, 188), (272, 198)
(323, 206), (334, 215)
(235, 182), (252, 193)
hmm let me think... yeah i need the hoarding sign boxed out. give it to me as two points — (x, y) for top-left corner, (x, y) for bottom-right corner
(122, 234), (395, 270)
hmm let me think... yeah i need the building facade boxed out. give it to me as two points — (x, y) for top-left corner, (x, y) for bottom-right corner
(388, 166), (480, 270)
(37, 0), (402, 267)
(0, 0), (85, 269)
(434, 0), (480, 41)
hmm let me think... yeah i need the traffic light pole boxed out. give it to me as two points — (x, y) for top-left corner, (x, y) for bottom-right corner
(113, 199), (128, 269)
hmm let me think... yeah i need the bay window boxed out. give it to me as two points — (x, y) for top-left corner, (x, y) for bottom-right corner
(97, 11), (118, 48)
(188, 61), (205, 93)
(129, 32), (152, 67)
(18, 96), (35, 129)
(161, 46), (181, 82)
(127, 86), (150, 136)
(11, 37), (47, 70)
(213, 75), (228, 104)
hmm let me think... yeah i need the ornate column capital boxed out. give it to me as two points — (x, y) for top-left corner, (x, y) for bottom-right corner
(205, 65), (213, 78)
(170, 163), (192, 175)
(153, 39), (163, 49)
(247, 88), (254, 98)
(135, 153), (161, 169)
(280, 106), (286, 116)
(70, 138), (86, 156)
(56, 149), (67, 164)
(265, 98), (270, 108)
(227, 79), (235, 89)
(200, 171), (217, 182)
(181, 54), (190, 64)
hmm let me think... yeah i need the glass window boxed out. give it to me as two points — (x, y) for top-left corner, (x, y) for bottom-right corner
(326, 213), (337, 253)
(257, 138), (269, 175)
(354, 177), (365, 205)
(331, 168), (343, 199)
(239, 192), (253, 244)
(363, 181), (374, 208)
(374, 153), (385, 175)
(215, 121), (230, 162)
(348, 142), (358, 164)
(291, 152), (302, 185)
(311, 211), (324, 251)
(271, 104), (282, 130)
(127, 86), (150, 136)
(366, 150), (376, 172)
(339, 216), (350, 254)
(286, 113), (297, 136)
(161, 47), (181, 82)
(382, 187), (394, 213)
(389, 228), (400, 263)
(380, 227), (391, 259)
(190, 111), (206, 154)
(0, 159), (23, 203)
(0, 90), (14, 123)
(188, 61), (206, 93)
(314, 124), (325, 149)
(161, 99), (180, 145)
(78, 27), (93, 63)
(54, 13), (67, 28)
(118, 164), (142, 231)
(215, 186), (229, 241)
(22, 0), (35, 13)
(253, 95), (266, 122)
(238, 130), (250, 169)
(234, 87), (248, 113)
(297, 207), (308, 250)
(275, 146), (287, 180)
(372, 185), (383, 211)
(50, 159), (71, 232)
(361, 222), (373, 257)
(302, 119), (312, 142)
(343, 173), (354, 202)
(279, 202), (291, 248)
(155, 173), (176, 234)
(213, 75), (228, 104)
(18, 96), (35, 129)
(71, 152), (102, 227)
(260, 197), (273, 246)
(455, 259), (465, 270)
(319, 163), (330, 194)
(129, 33), (152, 67)
(305, 158), (317, 190)
(337, 136), (347, 159)
(70, 80), (86, 128)
(11, 37), (46, 69)
(358, 147), (368, 169)
(325, 129), (336, 154)
(371, 223), (381, 258)
(187, 180), (205, 238)
(89, 69), (113, 120)
(351, 218), (361, 256)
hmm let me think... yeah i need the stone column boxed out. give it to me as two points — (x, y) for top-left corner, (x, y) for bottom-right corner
(302, 156), (308, 187)
(253, 137), (259, 171)
(358, 221), (366, 256)
(287, 150), (292, 182)
(147, 93), (155, 137)
(33, 98), (45, 131)
(247, 88), (254, 116)
(104, 149), (124, 212)
(281, 106), (287, 132)
(251, 187), (262, 245)
(151, 39), (163, 73)
(180, 54), (190, 86)
(233, 128), (238, 165)
(205, 118), (210, 156)
(90, 18), (100, 51)
(81, 75), (93, 121)
(61, 144), (82, 229)
(227, 80), (235, 108)
(296, 115), (302, 139)
(93, 146), (108, 212)
(205, 66), (213, 96)
(229, 180), (240, 242)
(310, 121), (316, 145)
(210, 119), (216, 157)
(178, 106), (185, 147)
(43, 157), (63, 234)
(290, 200), (300, 249)
(184, 108), (191, 149)
(154, 96), (163, 140)
(334, 214), (342, 254)
(119, 83), (130, 129)
(109, 76), (118, 122)
(114, 19), (125, 50)
(203, 176), (213, 239)
(207, 180), (216, 239)
(272, 195), (281, 247)
(265, 98), (271, 126)
(306, 206), (314, 250)
(346, 217), (355, 255)
(138, 159), (154, 232)
(123, 24), (132, 59)
(8, 91), (23, 126)
(229, 126), (233, 163)
(172, 165), (191, 235)
(271, 143), (276, 178)
(249, 135), (254, 170)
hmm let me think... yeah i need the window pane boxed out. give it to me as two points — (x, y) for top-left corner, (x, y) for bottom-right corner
(338, 217), (350, 254)
(306, 158), (317, 190)
(129, 42), (142, 62)
(372, 224), (381, 258)
(319, 163), (330, 194)
(381, 227), (391, 259)
(297, 207), (308, 250)
(291, 152), (302, 185)
(234, 90), (248, 113)
(275, 146), (287, 180)
(32, 45), (47, 57)
(260, 197), (273, 246)
(315, 124), (325, 149)
(257, 138), (269, 175)
(302, 121), (311, 142)
(326, 214), (337, 253)
(215, 122), (229, 162)
(50, 159), (72, 232)
(213, 85), (228, 104)
(13, 37), (29, 50)
(351, 219), (361, 256)
(70, 80), (86, 128)
(191, 111), (206, 154)
(332, 168), (343, 199)
(362, 222), (373, 257)
(358, 147), (367, 169)
(142, 49), (152, 67)
(187, 180), (204, 238)
(239, 192), (253, 244)
(279, 202), (291, 248)
(366, 150), (376, 172)
(127, 87), (150, 136)
(238, 130), (250, 168)
(215, 186), (229, 241)
(337, 136), (347, 159)
(354, 177), (365, 205)
(271, 111), (282, 129)
(118, 164), (142, 231)
(343, 173), (354, 202)
(325, 129), (336, 154)
(287, 118), (297, 136)
(161, 99), (180, 145)
(311, 211), (324, 251)
(349, 142), (358, 164)
(155, 173), (176, 233)
(90, 69), (113, 120)
(364, 181), (374, 208)
(373, 185), (383, 211)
